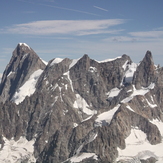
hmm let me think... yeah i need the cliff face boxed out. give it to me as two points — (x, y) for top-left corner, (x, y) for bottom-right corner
(0, 44), (163, 163)
(0, 43), (46, 103)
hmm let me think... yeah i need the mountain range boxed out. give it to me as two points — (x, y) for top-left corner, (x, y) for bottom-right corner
(0, 43), (163, 163)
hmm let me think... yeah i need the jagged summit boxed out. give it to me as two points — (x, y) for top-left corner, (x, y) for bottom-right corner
(0, 43), (46, 103)
(19, 42), (29, 45)
(133, 51), (156, 89)
(0, 46), (163, 162)
(18, 42), (30, 48)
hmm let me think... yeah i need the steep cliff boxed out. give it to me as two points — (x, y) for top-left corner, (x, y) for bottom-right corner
(0, 44), (163, 163)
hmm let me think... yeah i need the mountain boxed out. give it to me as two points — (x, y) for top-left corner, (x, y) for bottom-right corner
(0, 43), (46, 103)
(0, 43), (163, 163)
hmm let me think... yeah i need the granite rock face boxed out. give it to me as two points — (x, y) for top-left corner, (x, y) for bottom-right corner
(0, 43), (46, 103)
(133, 51), (156, 89)
(0, 45), (163, 163)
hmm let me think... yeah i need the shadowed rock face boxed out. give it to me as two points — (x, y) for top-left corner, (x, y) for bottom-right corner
(0, 47), (163, 163)
(133, 51), (156, 89)
(0, 43), (46, 103)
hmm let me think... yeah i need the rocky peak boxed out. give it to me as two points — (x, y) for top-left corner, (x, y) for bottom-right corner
(133, 51), (156, 89)
(0, 43), (46, 103)
(0, 46), (163, 162)
(15, 43), (32, 54)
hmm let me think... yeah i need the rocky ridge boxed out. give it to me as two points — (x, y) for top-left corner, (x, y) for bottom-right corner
(0, 44), (163, 162)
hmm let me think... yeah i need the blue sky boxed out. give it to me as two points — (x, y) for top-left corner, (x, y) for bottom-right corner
(0, 0), (163, 73)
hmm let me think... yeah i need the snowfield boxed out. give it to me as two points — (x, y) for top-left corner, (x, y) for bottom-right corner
(117, 122), (163, 163)
(12, 69), (43, 105)
(95, 104), (120, 127)
(0, 136), (35, 163)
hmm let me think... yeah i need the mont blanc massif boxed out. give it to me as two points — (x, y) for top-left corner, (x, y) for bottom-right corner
(0, 43), (163, 163)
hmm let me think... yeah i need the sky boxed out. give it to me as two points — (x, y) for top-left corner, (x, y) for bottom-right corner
(0, 0), (163, 73)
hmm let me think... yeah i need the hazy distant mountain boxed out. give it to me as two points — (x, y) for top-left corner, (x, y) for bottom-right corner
(0, 43), (163, 163)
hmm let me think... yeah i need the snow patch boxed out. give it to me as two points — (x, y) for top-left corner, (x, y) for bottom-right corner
(7, 71), (14, 77)
(117, 127), (163, 162)
(150, 119), (163, 136)
(64, 71), (74, 92)
(12, 69), (43, 104)
(121, 83), (155, 103)
(126, 105), (135, 112)
(82, 115), (93, 122)
(73, 94), (97, 116)
(122, 60), (129, 70)
(89, 67), (97, 73)
(22, 53), (29, 60)
(51, 96), (58, 106)
(97, 56), (122, 63)
(68, 153), (98, 163)
(73, 123), (78, 128)
(106, 87), (121, 100)
(0, 136), (35, 163)
(124, 62), (137, 83)
(50, 58), (63, 66)
(41, 58), (48, 65)
(19, 43), (31, 49)
(69, 58), (80, 69)
(146, 98), (157, 108)
(95, 104), (120, 127)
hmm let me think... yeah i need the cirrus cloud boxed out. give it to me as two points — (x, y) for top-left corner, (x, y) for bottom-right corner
(1, 19), (125, 36)
(129, 30), (163, 38)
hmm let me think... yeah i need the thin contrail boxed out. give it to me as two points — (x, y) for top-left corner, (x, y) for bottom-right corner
(18, 0), (100, 16)
(39, 4), (100, 16)
(94, 6), (108, 12)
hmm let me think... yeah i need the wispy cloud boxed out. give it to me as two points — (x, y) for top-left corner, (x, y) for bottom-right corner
(39, 4), (100, 16)
(1, 19), (125, 36)
(129, 30), (163, 38)
(93, 6), (108, 12)
(104, 36), (138, 42)
(103, 29), (163, 43)
(78, 29), (124, 36)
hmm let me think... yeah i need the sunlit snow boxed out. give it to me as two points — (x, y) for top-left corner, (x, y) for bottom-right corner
(69, 58), (80, 69)
(41, 58), (48, 65)
(0, 136), (35, 163)
(67, 153), (98, 163)
(12, 69), (43, 104)
(64, 71), (74, 92)
(124, 62), (137, 83)
(117, 125), (163, 162)
(150, 119), (163, 136)
(50, 58), (63, 66)
(146, 98), (157, 108)
(121, 83), (155, 103)
(106, 87), (121, 100)
(19, 43), (31, 49)
(97, 56), (122, 63)
(95, 104), (120, 127)
(122, 60), (129, 70)
(126, 105), (135, 112)
(89, 66), (97, 73)
(7, 71), (14, 77)
(73, 94), (97, 116)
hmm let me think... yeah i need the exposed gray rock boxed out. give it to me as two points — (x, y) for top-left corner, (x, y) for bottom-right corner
(0, 43), (46, 103)
(0, 46), (163, 163)
(133, 51), (156, 89)
(141, 157), (157, 163)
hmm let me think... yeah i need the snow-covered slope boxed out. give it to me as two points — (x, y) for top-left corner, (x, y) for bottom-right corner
(0, 137), (35, 163)
(12, 69), (43, 104)
(117, 124), (163, 162)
